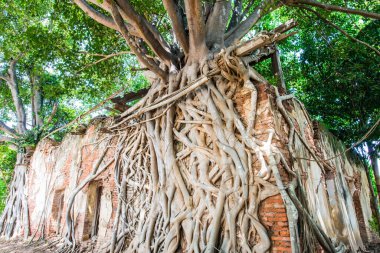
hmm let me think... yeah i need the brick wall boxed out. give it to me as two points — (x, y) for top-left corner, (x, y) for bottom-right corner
(254, 84), (292, 252)
(259, 195), (291, 252)
(353, 191), (369, 243)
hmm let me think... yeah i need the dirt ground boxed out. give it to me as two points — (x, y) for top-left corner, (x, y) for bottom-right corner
(0, 237), (101, 253)
(0, 238), (60, 253)
(1, 238), (380, 252)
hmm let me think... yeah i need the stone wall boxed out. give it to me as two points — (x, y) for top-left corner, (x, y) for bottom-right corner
(24, 83), (378, 252)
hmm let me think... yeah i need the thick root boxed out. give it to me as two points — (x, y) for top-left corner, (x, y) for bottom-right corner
(57, 52), (345, 253)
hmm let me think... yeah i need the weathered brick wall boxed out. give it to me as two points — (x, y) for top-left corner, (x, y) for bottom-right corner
(353, 191), (369, 243)
(259, 195), (291, 252)
(25, 83), (377, 252)
(252, 84), (291, 252)
(27, 120), (118, 248)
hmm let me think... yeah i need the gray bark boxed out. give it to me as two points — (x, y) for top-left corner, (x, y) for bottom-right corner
(7, 60), (27, 134)
(31, 76), (43, 128)
(205, 0), (231, 49)
(368, 143), (380, 198)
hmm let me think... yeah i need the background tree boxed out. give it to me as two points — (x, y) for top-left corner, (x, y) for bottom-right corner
(290, 15), (380, 205)
(288, 9), (380, 236)
(254, 3), (380, 233)
(0, 146), (16, 213)
(0, 0), (147, 238)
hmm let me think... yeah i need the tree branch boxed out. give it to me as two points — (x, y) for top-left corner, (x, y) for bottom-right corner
(108, 0), (168, 81)
(293, 0), (380, 20)
(163, 0), (189, 54)
(33, 85), (43, 128)
(73, 0), (141, 37)
(0, 135), (17, 151)
(205, 0), (231, 49)
(184, 0), (207, 57)
(76, 0), (178, 66)
(77, 51), (132, 72)
(28, 72), (43, 128)
(6, 59), (27, 134)
(300, 6), (380, 56)
(234, 19), (297, 56)
(238, 0), (256, 23)
(0, 121), (17, 137)
(73, 0), (119, 30)
(88, 0), (173, 48)
(111, 88), (149, 112)
(0, 76), (9, 82)
(44, 102), (58, 126)
(227, 0), (244, 32)
(225, 0), (280, 46)
(114, 0), (176, 66)
(0, 135), (14, 143)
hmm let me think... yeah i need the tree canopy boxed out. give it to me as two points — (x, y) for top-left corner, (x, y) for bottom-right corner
(0, 0), (152, 141)
(0, 0), (378, 149)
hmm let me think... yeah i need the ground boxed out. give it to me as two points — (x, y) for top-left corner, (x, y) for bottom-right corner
(0, 238), (59, 253)
(0, 237), (104, 252)
(1, 238), (380, 252)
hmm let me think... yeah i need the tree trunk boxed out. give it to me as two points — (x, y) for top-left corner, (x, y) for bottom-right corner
(54, 20), (346, 250)
(368, 143), (380, 196)
(367, 142), (380, 231)
(0, 152), (30, 239)
(33, 81), (43, 128)
(363, 160), (380, 234)
(7, 59), (27, 134)
(56, 48), (313, 253)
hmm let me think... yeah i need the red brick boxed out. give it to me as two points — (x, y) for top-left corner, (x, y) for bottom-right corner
(272, 236), (291, 241)
(268, 217), (288, 222)
(280, 231), (290, 236)
(273, 247), (292, 252)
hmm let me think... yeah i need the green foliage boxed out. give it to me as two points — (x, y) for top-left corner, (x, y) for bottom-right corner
(0, 0), (148, 142)
(264, 2), (380, 157)
(369, 215), (380, 236)
(368, 163), (379, 197)
(248, 2), (379, 179)
(15, 128), (41, 149)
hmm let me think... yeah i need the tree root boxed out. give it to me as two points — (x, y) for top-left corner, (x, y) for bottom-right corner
(0, 153), (30, 240)
(52, 51), (347, 252)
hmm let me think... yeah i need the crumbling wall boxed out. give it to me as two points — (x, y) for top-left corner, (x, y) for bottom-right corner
(284, 100), (378, 251)
(24, 83), (377, 252)
(27, 121), (117, 248)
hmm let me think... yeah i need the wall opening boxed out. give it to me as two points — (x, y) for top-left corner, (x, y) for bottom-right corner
(51, 190), (64, 235)
(57, 194), (64, 235)
(83, 181), (103, 240)
(90, 185), (103, 238)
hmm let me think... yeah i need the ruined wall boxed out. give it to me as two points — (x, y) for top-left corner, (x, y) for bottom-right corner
(25, 83), (377, 252)
(27, 120), (118, 248)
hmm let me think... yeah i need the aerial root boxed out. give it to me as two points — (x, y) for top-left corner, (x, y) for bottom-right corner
(100, 56), (291, 253)
(0, 153), (29, 240)
(55, 51), (345, 252)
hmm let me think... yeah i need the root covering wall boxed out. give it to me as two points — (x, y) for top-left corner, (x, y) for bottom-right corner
(25, 83), (377, 252)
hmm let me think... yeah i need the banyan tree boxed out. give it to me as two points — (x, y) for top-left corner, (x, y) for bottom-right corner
(1, 0), (379, 252)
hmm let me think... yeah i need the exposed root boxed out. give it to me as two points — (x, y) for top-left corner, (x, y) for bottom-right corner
(0, 153), (30, 240)
(36, 50), (346, 253)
